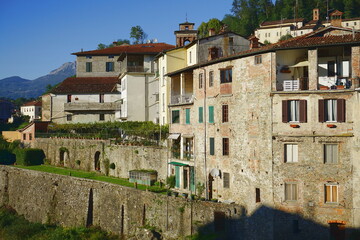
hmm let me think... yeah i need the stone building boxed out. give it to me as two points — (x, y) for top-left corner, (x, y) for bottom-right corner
(167, 25), (360, 239)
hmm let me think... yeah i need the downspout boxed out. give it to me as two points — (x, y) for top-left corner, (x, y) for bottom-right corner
(203, 67), (208, 200)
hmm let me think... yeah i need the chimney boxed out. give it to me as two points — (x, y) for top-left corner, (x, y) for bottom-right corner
(313, 8), (319, 21)
(209, 28), (216, 36)
(249, 35), (260, 49)
(330, 10), (343, 27)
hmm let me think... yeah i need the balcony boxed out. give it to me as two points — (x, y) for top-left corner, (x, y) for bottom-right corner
(279, 78), (309, 91)
(64, 102), (121, 112)
(318, 77), (352, 90)
(170, 94), (194, 105)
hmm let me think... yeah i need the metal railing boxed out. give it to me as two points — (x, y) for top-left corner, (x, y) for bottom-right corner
(170, 94), (194, 105)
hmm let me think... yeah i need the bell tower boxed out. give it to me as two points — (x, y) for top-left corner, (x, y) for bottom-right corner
(174, 22), (198, 47)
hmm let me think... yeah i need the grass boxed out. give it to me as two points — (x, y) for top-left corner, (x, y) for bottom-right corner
(0, 206), (118, 240)
(14, 165), (167, 193)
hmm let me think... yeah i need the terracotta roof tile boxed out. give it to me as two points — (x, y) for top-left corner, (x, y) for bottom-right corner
(73, 43), (175, 56)
(260, 18), (305, 27)
(22, 100), (42, 107)
(51, 77), (119, 94)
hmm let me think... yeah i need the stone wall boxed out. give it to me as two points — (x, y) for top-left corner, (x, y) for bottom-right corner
(1, 166), (357, 239)
(32, 138), (168, 182)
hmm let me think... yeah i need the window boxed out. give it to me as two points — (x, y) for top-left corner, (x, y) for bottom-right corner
(106, 62), (114, 72)
(86, 62), (92, 72)
(285, 144), (298, 163)
(209, 137), (215, 155)
(319, 99), (345, 122)
(222, 105), (228, 123)
(209, 71), (214, 87)
(183, 137), (193, 159)
(108, 55), (114, 59)
(189, 51), (192, 63)
(23, 134), (26, 140)
(29, 133), (32, 140)
(327, 61), (336, 77)
(86, 55), (92, 59)
(199, 73), (203, 89)
(220, 68), (232, 83)
(324, 144), (338, 163)
(325, 183), (338, 203)
(282, 100), (307, 123)
(198, 107), (203, 123)
(255, 55), (262, 65)
(208, 106), (214, 123)
(162, 67), (165, 86)
(67, 95), (72, 103)
(99, 94), (104, 103)
(256, 188), (261, 203)
(99, 114), (105, 121)
(223, 172), (230, 188)
(172, 110), (180, 123)
(67, 114), (72, 121)
(222, 138), (229, 156)
(162, 93), (165, 112)
(185, 108), (190, 124)
(285, 183), (298, 201)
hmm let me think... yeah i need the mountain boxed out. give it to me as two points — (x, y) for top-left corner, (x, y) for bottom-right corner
(0, 62), (76, 99)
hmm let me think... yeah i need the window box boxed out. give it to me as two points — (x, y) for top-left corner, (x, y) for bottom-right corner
(320, 86), (330, 90)
(290, 124), (300, 128)
(327, 124), (337, 128)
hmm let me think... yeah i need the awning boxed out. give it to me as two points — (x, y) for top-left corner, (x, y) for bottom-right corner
(168, 133), (180, 140)
(289, 61), (309, 68)
(169, 161), (188, 166)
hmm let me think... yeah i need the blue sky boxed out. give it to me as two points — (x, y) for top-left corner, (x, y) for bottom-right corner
(0, 0), (234, 80)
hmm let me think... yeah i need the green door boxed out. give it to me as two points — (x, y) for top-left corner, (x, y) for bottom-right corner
(190, 167), (195, 192)
(175, 166), (180, 188)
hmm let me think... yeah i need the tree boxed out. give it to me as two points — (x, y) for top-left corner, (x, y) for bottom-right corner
(197, 18), (224, 38)
(130, 26), (148, 44)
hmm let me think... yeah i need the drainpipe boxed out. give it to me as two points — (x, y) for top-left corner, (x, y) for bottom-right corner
(203, 67), (208, 200)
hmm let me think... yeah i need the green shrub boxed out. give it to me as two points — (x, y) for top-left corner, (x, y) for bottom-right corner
(15, 148), (45, 166)
(109, 163), (115, 169)
(0, 150), (16, 165)
(166, 175), (176, 188)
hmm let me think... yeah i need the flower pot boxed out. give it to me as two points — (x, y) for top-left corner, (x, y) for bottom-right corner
(290, 124), (300, 128)
(320, 86), (330, 90)
(173, 192), (179, 197)
(336, 85), (345, 89)
(167, 191), (172, 196)
(327, 124), (337, 128)
(182, 193), (188, 198)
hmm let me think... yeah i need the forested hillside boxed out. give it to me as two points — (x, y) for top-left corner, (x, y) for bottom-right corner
(201, 0), (360, 38)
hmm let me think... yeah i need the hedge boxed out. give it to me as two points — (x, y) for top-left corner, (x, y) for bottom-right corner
(0, 150), (16, 165)
(15, 148), (45, 166)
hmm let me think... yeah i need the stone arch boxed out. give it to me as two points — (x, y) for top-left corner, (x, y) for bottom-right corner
(59, 147), (69, 167)
(94, 151), (101, 171)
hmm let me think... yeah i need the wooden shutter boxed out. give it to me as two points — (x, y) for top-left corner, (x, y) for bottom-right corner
(198, 107), (203, 123)
(337, 99), (346, 122)
(209, 106), (214, 123)
(185, 108), (190, 124)
(210, 138), (215, 155)
(318, 99), (325, 122)
(282, 100), (289, 123)
(299, 100), (307, 123)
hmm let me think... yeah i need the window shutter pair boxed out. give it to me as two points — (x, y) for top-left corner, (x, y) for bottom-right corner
(318, 99), (345, 122)
(282, 100), (307, 123)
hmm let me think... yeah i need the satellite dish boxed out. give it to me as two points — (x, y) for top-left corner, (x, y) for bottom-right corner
(210, 168), (221, 177)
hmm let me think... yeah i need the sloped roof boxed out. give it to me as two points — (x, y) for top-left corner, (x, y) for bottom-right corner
(168, 26), (360, 76)
(22, 100), (41, 107)
(73, 43), (175, 56)
(51, 77), (119, 94)
(260, 18), (305, 27)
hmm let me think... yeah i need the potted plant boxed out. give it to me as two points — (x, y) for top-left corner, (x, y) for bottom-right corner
(173, 191), (179, 197)
(190, 194), (196, 200)
(166, 190), (172, 196)
(182, 193), (188, 198)
(211, 198), (218, 203)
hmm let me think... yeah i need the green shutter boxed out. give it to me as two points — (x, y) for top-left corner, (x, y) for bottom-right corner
(175, 166), (180, 188)
(210, 138), (215, 155)
(199, 107), (203, 123)
(209, 106), (214, 123)
(186, 108), (190, 124)
(190, 167), (195, 192)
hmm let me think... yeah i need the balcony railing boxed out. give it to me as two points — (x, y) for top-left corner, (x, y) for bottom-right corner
(318, 77), (352, 90)
(170, 94), (194, 105)
(120, 66), (153, 74)
(278, 77), (309, 91)
(64, 102), (121, 112)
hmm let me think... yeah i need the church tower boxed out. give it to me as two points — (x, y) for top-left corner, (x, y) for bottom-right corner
(174, 22), (198, 47)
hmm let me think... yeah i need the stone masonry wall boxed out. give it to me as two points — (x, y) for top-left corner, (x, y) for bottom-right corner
(32, 138), (168, 182)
